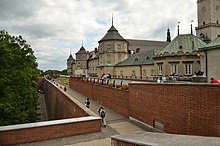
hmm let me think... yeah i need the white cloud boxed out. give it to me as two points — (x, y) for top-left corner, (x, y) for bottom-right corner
(0, 0), (198, 71)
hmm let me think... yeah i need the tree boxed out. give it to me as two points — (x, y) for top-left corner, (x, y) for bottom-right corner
(0, 30), (38, 126)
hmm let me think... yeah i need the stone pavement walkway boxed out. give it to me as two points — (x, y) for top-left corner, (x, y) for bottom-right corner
(18, 81), (147, 146)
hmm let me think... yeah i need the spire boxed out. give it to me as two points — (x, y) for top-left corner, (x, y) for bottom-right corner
(177, 22), (180, 36)
(112, 13), (114, 26)
(166, 28), (171, 42)
(191, 20), (194, 34)
(82, 39), (83, 47)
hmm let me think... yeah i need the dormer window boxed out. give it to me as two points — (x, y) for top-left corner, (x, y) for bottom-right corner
(179, 45), (183, 49)
(135, 57), (138, 61)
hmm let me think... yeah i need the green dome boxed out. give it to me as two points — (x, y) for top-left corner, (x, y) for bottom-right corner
(158, 34), (206, 56)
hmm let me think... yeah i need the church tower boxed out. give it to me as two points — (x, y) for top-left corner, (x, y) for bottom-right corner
(196, 0), (220, 42)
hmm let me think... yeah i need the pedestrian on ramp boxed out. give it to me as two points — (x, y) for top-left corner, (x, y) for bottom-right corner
(85, 98), (90, 108)
(98, 106), (106, 127)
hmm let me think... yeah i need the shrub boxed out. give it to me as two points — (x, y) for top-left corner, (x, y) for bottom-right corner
(121, 85), (129, 90)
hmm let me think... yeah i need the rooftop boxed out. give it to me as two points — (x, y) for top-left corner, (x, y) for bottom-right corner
(98, 25), (126, 43)
(158, 34), (206, 56)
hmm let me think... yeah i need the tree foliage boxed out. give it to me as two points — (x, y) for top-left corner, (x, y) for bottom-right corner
(0, 30), (38, 126)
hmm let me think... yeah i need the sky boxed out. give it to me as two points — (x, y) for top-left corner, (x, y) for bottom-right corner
(0, 0), (197, 71)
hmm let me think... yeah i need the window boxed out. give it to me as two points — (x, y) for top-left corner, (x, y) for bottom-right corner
(118, 54), (121, 61)
(120, 70), (123, 76)
(107, 44), (111, 51)
(107, 54), (111, 64)
(132, 70), (135, 76)
(158, 65), (162, 75)
(185, 64), (192, 75)
(143, 70), (146, 76)
(151, 70), (154, 76)
(171, 64), (178, 75)
(118, 45), (121, 50)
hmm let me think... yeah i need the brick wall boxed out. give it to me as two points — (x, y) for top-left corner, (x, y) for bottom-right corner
(70, 79), (220, 137)
(0, 119), (100, 146)
(69, 78), (129, 117)
(44, 80), (88, 120)
(129, 83), (220, 137)
(0, 79), (101, 146)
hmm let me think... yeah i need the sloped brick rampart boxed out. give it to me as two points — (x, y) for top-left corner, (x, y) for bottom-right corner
(69, 79), (129, 117)
(0, 79), (101, 146)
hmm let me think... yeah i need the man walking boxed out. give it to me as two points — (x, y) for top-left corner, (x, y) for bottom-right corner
(98, 106), (106, 127)
(85, 98), (90, 108)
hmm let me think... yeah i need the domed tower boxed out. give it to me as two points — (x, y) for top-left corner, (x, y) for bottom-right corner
(97, 19), (129, 75)
(196, 0), (220, 42)
(67, 54), (75, 75)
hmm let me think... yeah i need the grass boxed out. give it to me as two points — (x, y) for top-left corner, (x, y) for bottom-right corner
(56, 76), (69, 85)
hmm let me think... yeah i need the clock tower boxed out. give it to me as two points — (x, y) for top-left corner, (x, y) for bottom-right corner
(196, 0), (220, 42)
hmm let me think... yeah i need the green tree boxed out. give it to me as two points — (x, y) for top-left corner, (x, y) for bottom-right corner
(0, 30), (38, 126)
(61, 69), (68, 75)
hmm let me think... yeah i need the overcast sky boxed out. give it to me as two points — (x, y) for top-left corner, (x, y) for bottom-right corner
(0, 0), (197, 71)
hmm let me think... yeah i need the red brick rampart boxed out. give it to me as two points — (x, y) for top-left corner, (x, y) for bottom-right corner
(43, 79), (89, 120)
(129, 83), (220, 137)
(0, 79), (101, 146)
(69, 78), (220, 137)
(69, 78), (129, 117)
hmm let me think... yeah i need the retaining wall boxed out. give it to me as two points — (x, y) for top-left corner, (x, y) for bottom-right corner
(0, 79), (101, 146)
(69, 78), (220, 137)
(69, 78), (129, 117)
(129, 83), (220, 137)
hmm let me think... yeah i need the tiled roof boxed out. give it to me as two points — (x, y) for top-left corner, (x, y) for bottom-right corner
(115, 50), (157, 67)
(76, 46), (87, 54)
(98, 25), (126, 43)
(88, 51), (99, 60)
(203, 37), (220, 50)
(67, 54), (75, 61)
(158, 34), (206, 55)
(126, 39), (169, 52)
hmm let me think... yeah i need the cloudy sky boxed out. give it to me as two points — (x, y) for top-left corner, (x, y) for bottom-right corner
(0, 0), (197, 71)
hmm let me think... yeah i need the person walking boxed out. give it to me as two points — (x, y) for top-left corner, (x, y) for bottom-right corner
(98, 106), (106, 127)
(85, 98), (90, 108)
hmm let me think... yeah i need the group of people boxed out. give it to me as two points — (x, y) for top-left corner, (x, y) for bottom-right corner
(156, 74), (176, 83)
(85, 98), (106, 127)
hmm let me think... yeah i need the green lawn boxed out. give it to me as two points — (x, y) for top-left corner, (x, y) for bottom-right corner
(57, 76), (69, 85)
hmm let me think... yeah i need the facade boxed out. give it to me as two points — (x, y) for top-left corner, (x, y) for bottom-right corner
(87, 49), (99, 77)
(97, 25), (129, 75)
(196, 0), (220, 42)
(199, 37), (220, 81)
(154, 34), (206, 80)
(67, 0), (220, 81)
(67, 54), (76, 75)
(75, 46), (89, 76)
(114, 50), (157, 80)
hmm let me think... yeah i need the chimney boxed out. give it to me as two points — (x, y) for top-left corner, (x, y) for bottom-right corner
(95, 47), (98, 53)
(136, 48), (140, 53)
